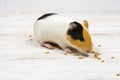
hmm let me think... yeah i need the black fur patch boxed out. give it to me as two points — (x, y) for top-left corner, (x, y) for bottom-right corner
(67, 21), (84, 42)
(37, 13), (57, 20)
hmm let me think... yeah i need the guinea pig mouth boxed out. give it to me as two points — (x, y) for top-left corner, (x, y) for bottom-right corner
(73, 49), (89, 57)
(67, 47), (89, 57)
(79, 51), (89, 57)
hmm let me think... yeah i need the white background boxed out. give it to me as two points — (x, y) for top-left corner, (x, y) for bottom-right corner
(0, 0), (120, 14)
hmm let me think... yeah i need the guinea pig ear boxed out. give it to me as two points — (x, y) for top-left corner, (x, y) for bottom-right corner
(82, 20), (89, 30)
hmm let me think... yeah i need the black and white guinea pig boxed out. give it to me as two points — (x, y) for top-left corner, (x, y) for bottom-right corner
(34, 13), (92, 55)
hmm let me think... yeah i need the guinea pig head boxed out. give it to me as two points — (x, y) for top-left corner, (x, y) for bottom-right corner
(66, 21), (93, 54)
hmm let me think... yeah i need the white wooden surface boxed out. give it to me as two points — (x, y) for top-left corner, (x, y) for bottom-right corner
(0, 13), (120, 80)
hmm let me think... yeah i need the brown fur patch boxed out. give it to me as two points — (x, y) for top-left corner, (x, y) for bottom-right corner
(66, 28), (92, 53)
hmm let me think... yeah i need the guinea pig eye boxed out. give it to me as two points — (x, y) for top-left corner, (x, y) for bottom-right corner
(79, 37), (84, 42)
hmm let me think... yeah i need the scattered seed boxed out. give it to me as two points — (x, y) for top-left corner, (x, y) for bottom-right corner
(29, 38), (33, 41)
(28, 35), (33, 41)
(45, 52), (49, 54)
(116, 73), (120, 76)
(95, 52), (101, 55)
(90, 51), (101, 55)
(64, 53), (67, 55)
(94, 53), (101, 60)
(101, 60), (105, 62)
(96, 57), (101, 60)
(111, 57), (115, 59)
(94, 54), (97, 58)
(91, 51), (96, 54)
(29, 35), (32, 38)
(78, 56), (83, 59)
(94, 53), (99, 57)
(98, 45), (101, 47)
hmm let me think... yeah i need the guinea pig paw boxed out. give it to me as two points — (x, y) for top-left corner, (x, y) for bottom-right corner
(42, 43), (55, 50)
(64, 48), (73, 54)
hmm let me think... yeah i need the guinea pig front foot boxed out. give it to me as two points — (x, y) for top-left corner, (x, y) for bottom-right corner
(64, 48), (73, 54)
(42, 43), (55, 50)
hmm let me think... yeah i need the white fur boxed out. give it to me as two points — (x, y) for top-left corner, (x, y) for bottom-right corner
(34, 15), (76, 49)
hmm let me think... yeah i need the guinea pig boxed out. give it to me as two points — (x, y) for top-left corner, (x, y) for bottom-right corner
(34, 13), (93, 55)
